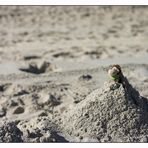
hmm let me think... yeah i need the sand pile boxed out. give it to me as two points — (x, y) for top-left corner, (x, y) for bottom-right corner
(17, 116), (57, 142)
(0, 116), (68, 142)
(61, 82), (148, 142)
(0, 122), (23, 142)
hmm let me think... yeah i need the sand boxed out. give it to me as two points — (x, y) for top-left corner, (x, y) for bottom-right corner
(0, 6), (148, 142)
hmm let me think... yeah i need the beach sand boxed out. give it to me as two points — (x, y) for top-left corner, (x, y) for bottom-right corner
(0, 6), (148, 142)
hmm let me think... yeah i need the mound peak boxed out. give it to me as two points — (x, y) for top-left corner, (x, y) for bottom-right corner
(61, 82), (148, 142)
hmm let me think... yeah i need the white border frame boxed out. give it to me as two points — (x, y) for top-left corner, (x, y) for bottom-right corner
(0, 0), (148, 5)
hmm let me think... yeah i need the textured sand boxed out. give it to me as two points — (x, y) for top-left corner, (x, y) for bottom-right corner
(0, 6), (148, 142)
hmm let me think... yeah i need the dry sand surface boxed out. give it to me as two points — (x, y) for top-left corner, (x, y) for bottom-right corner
(0, 6), (148, 142)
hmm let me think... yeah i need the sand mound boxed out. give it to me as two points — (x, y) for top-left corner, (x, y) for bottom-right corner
(0, 122), (23, 142)
(17, 116), (68, 142)
(61, 82), (148, 142)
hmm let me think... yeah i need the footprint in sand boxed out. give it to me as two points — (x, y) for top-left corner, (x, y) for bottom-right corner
(5, 84), (29, 97)
(84, 50), (102, 59)
(13, 106), (25, 114)
(37, 93), (61, 108)
(0, 83), (12, 92)
(79, 74), (92, 81)
(23, 55), (41, 61)
(52, 51), (74, 58)
(19, 60), (56, 74)
(0, 106), (6, 117)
